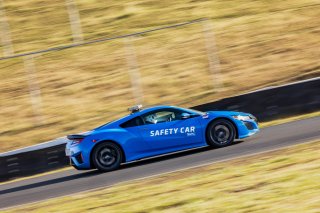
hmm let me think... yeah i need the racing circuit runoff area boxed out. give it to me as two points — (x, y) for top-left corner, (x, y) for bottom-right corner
(0, 116), (320, 211)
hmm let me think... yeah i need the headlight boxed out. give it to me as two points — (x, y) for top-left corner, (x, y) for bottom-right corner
(232, 115), (251, 121)
(249, 115), (258, 122)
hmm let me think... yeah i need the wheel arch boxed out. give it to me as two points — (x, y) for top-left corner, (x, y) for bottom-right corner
(205, 117), (239, 140)
(90, 140), (126, 169)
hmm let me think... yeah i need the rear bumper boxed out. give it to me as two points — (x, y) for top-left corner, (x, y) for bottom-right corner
(70, 157), (90, 170)
(66, 144), (92, 170)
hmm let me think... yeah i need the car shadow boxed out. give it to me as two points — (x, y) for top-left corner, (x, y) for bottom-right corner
(119, 140), (243, 170)
(0, 140), (244, 195)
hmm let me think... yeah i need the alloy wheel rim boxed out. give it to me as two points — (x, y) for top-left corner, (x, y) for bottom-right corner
(97, 147), (117, 167)
(211, 124), (230, 144)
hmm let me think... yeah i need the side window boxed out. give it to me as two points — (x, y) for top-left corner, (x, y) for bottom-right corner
(121, 117), (144, 128)
(142, 110), (183, 125)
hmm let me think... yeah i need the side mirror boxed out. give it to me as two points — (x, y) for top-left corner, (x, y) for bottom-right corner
(181, 113), (191, 119)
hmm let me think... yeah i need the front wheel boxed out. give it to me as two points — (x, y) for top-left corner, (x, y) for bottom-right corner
(91, 142), (122, 172)
(206, 119), (236, 147)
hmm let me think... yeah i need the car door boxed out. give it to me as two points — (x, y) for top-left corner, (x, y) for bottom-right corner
(139, 108), (203, 151)
(120, 116), (153, 157)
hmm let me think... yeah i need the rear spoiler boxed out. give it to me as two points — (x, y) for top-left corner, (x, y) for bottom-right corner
(67, 134), (86, 140)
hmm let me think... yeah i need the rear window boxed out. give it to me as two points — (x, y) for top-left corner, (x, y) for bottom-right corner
(120, 117), (144, 128)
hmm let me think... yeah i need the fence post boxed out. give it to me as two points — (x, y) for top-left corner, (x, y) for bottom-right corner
(23, 55), (44, 124)
(202, 20), (223, 91)
(0, 0), (14, 56)
(65, 0), (83, 43)
(124, 36), (144, 105)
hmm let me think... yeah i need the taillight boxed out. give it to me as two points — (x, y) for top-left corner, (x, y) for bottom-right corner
(71, 139), (84, 145)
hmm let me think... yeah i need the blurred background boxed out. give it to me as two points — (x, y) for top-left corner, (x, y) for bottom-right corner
(0, 0), (319, 152)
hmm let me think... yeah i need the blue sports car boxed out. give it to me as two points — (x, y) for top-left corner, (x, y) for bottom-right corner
(66, 105), (259, 171)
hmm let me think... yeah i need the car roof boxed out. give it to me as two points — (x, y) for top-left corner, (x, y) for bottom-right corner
(135, 105), (178, 114)
(125, 105), (182, 120)
(94, 105), (182, 130)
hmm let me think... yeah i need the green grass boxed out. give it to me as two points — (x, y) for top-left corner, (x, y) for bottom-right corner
(1, 0), (320, 152)
(4, 140), (320, 212)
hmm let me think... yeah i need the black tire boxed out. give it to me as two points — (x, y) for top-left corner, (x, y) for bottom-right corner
(206, 119), (236, 147)
(91, 142), (122, 172)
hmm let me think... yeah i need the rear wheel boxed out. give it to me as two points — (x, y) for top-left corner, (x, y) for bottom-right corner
(91, 142), (122, 172)
(206, 119), (236, 147)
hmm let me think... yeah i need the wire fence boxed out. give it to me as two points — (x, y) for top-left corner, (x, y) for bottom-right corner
(0, 18), (223, 151)
(0, 18), (208, 61)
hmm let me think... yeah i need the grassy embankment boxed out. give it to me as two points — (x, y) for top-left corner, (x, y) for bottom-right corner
(4, 140), (320, 212)
(1, 0), (320, 152)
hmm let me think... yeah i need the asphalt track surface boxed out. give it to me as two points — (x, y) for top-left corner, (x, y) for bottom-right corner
(1, 117), (319, 209)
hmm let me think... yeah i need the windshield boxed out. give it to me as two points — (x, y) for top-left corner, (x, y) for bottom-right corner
(184, 108), (205, 115)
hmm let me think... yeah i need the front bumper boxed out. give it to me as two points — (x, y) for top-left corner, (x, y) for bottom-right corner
(235, 119), (259, 139)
